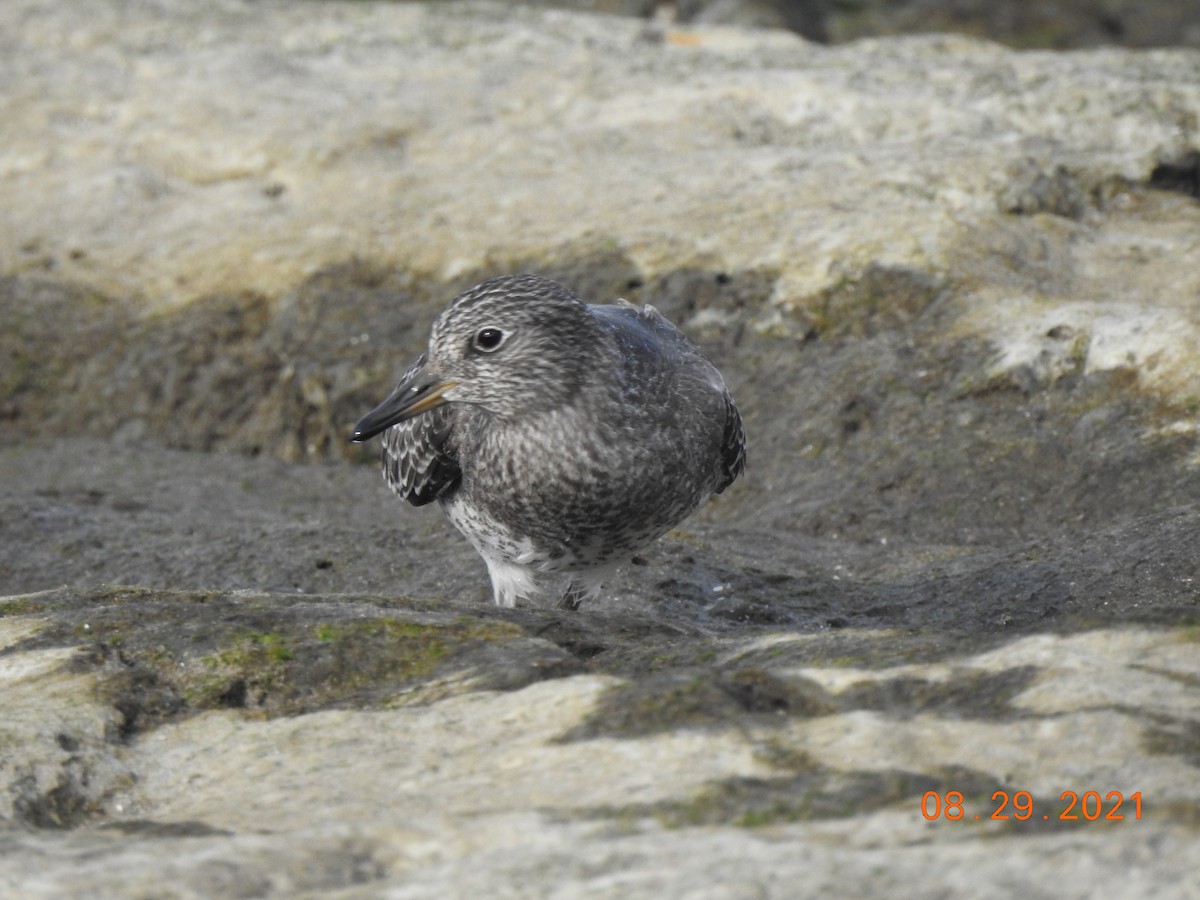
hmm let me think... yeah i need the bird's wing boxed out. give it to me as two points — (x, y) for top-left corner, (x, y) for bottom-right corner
(379, 354), (461, 507)
(715, 389), (746, 493)
(593, 301), (745, 492)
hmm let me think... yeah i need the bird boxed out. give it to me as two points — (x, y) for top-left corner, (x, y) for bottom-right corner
(350, 273), (745, 609)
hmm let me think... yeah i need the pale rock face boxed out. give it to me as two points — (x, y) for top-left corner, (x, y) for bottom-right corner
(3, 0), (1199, 418)
(2, 601), (1198, 897)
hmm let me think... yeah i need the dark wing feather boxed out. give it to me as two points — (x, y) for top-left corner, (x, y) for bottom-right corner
(715, 391), (745, 493)
(594, 301), (745, 493)
(379, 355), (461, 507)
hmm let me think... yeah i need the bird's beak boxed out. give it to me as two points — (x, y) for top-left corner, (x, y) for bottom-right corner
(349, 368), (458, 442)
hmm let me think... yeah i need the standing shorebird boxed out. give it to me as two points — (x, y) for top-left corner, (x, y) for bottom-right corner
(350, 274), (745, 608)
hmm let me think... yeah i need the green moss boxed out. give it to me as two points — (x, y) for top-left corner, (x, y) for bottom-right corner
(182, 674), (238, 708)
(734, 808), (780, 828)
(183, 630), (301, 708)
(89, 603), (529, 721)
(654, 780), (831, 829)
(210, 631), (296, 666)
(137, 646), (177, 669)
(1177, 624), (1200, 643)
(0, 597), (46, 616)
(333, 619), (451, 681)
(309, 617), (520, 690)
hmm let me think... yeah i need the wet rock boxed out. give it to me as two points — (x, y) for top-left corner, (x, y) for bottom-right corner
(823, 0), (1200, 48)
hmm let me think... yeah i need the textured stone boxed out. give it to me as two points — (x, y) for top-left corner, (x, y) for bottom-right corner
(3, 0), (1199, 457)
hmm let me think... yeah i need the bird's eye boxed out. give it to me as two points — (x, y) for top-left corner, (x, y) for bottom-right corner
(472, 327), (507, 352)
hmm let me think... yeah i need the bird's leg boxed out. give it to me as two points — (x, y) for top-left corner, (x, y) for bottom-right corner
(557, 581), (587, 611)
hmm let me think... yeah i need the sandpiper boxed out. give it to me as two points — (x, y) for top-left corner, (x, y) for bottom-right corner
(351, 274), (744, 608)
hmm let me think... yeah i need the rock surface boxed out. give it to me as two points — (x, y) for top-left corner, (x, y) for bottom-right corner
(1, 0), (1198, 896)
(524, 0), (1200, 48)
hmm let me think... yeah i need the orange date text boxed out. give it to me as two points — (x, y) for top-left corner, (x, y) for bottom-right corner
(921, 790), (1142, 822)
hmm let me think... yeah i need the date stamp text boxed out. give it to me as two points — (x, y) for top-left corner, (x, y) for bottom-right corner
(921, 790), (1143, 822)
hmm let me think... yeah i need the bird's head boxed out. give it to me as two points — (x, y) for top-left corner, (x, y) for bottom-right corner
(350, 275), (600, 441)
(424, 274), (599, 418)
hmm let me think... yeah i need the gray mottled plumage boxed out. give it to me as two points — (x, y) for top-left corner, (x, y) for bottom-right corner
(351, 274), (745, 608)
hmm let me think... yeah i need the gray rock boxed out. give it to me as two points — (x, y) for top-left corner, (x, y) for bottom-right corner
(823, 0), (1200, 49)
(432, 0), (1200, 49)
